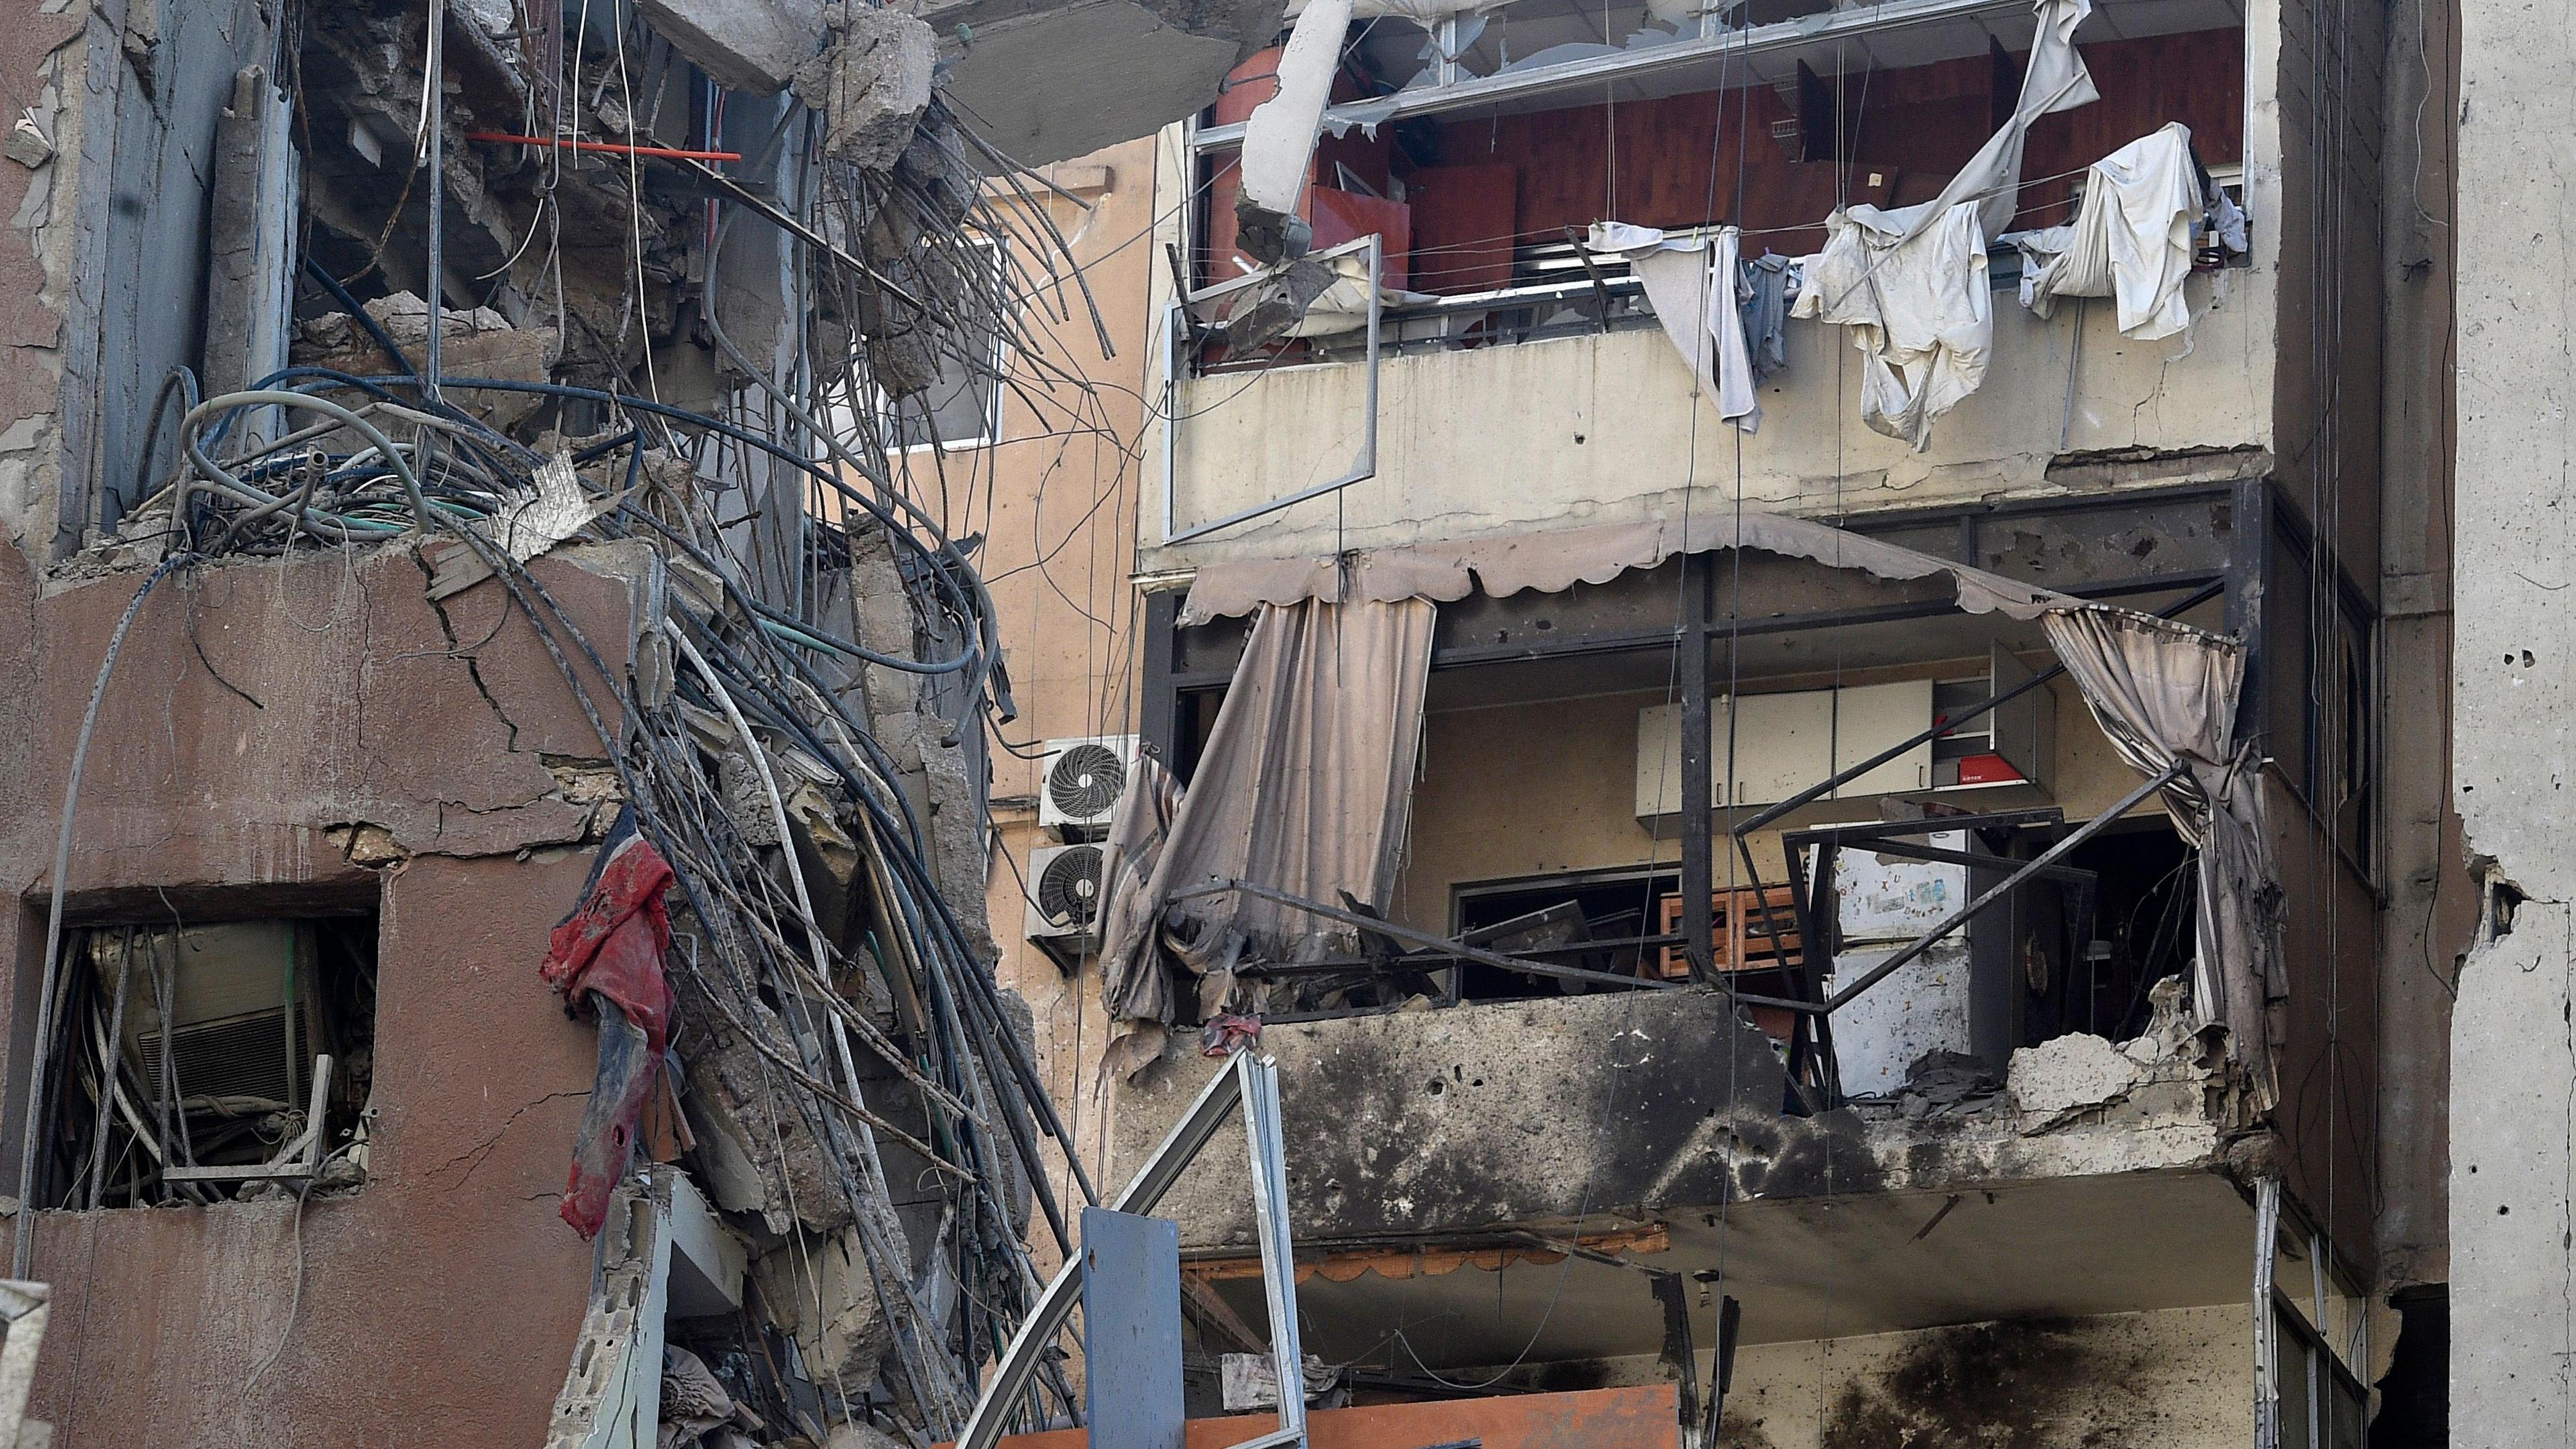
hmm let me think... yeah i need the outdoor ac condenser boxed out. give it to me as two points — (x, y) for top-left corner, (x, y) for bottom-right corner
(1024, 843), (1107, 970)
(1037, 735), (1138, 840)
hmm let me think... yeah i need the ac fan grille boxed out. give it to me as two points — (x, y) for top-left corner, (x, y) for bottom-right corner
(1046, 743), (1128, 821)
(135, 1008), (307, 1106)
(1037, 845), (1105, 930)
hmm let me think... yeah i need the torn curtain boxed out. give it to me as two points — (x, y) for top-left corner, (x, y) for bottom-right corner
(1097, 596), (1436, 1079)
(2039, 608), (2282, 1106)
(540, 811), (680, 1237)
(1177, 512), (2287, 1099)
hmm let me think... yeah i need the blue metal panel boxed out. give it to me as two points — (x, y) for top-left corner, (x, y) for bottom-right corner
(1081, 1206), (1185, 1449)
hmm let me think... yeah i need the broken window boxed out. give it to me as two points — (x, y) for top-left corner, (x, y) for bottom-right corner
(2051, 822), (2196, 1043)
(32, 914), (378, 1209)
(2274, 1299), (2370, 1449)
(885, 321), (1008, 451)
(1452, 867), (1679, 1001)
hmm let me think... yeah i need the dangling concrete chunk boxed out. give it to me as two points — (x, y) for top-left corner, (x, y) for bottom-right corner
(798, 5), (938, 172)
(637, 0), (828, 95)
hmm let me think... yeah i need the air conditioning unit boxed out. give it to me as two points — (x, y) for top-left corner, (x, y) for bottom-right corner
(1038, 735), (1138, 840)
(95, 922), (325, 1118)
(1024, 842), (1108, 969)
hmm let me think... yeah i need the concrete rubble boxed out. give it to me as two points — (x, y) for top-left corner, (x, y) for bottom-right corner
(640, 0), (830, 96)
(798, 7), (939, 172)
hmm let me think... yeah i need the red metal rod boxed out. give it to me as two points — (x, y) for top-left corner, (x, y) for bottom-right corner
(464, 131), (741, 162)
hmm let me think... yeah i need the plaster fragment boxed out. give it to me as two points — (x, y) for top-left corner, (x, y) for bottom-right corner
(3, 118), (52, 169)
(798, 5), (936, 172)
(2006, 1032), (2141, 1130)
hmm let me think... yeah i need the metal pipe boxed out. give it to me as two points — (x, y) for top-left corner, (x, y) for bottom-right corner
(423, 0), (445, 402)
(2253, 1175), (2282, 1449)
(84, 944), (131, 1211)
(1680, 552), (1715, 981)
(1236, 1059), (1307, 1449)
(464, 130), (741, 161)
(955, 1053), (1256, 1449)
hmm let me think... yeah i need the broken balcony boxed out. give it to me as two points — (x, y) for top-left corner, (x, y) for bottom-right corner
(1149, 0), (2265, 566)
(1085, 476), (2378, 1430)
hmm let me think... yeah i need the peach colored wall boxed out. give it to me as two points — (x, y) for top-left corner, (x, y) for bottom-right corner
(965, 138), (1171, 1231)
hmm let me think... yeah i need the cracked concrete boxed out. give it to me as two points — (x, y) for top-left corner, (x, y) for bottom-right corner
(2452, 0), (2576, 1431)
(0, 541), (644, 901)
(1106, 990), (2241, 1253)
(0, 512), (654, 1441)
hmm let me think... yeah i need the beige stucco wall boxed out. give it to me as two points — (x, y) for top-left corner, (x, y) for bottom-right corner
(1143, 264), (2277, 572)
(965, 135), (1173, 1239)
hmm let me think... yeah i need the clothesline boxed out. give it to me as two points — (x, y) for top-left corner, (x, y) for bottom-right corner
(1176, 156), (2174, 265)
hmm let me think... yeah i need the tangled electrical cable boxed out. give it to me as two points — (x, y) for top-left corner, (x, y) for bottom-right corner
(70, 347), (1103, 1438)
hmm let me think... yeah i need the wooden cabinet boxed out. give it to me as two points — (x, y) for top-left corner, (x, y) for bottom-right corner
(1829, 679), (1935, 797)
(1654, 885), (1803, 1041)
(1633, 659), (2063, 818)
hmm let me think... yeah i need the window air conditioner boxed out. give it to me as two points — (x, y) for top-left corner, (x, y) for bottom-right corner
(1037, 735), (1138, 840)
(1024, 843), (1107, 969)
(95, 922), (325, 1115)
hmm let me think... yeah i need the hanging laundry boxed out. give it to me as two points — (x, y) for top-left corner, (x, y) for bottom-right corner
(2206, 184), (2250, 256)
(1890, 0), (2098, 246)
(1583, 221), (1764, 433)
(2010, 122), (2207, 341)
(1740, 252), (1796, 383)
(1779, 0), (2096, 449)
(1792, 201), (1993, 451)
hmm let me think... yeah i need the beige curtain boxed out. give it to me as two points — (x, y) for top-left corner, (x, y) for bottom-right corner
(1096, 751), (1183, 1051)
(2039, 608), (2282, 1106)
(1097, 596), (1436, 1079)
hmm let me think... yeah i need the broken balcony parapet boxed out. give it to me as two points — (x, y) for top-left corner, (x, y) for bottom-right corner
(1099, 987), (2245, 1254)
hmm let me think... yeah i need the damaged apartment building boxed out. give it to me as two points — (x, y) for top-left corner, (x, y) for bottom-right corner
(0, 0), (2485, 1446)
(0, 0), (1299, 1442)
(961, 0), (2465, 1445)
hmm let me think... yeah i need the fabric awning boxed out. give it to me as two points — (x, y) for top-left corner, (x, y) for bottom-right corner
(1177, 512), (2075, 625)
